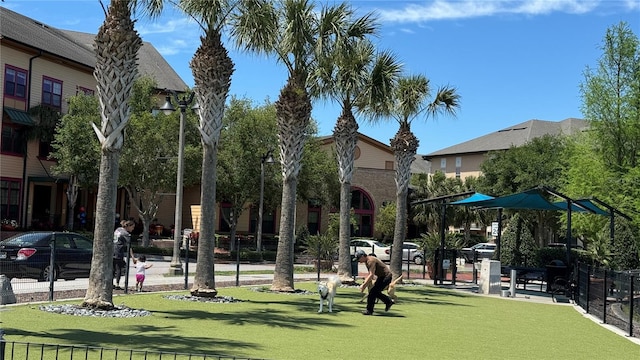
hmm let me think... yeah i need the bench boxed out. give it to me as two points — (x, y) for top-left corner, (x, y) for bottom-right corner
(502, 266), (546, 292)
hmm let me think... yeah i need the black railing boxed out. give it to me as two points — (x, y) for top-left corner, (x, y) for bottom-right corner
(0, 339), (266, 360)
(575, 263), (639, 338)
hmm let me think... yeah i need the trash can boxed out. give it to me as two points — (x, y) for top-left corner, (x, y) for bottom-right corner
(351, 259), (359, 277)
(545, 260), (567, 293)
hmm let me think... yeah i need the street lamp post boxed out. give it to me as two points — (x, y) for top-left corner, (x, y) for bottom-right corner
(256, 150), (274, 254)
(160, 90), (195, 275)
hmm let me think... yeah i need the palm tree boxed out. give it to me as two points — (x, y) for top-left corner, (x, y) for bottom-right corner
(83, 0), (162, 309)
(311, 18), (402, 281)
(234, 0), (354, 291)
(381, 75), (460, 279)
(178, 0), (236, 297)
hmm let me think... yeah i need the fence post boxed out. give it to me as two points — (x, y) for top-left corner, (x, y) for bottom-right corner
(602, 269), (608, 324)
(0, 328), (5, 358)
(585, 264), (591, 314)
(628, 274), (634, 338)
(49, 236), (56, 302)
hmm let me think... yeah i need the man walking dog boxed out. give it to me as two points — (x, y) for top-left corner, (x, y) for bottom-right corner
(355, 249), (395, 315)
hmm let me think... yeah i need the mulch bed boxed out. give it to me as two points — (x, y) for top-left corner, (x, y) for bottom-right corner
(14, 279), (277, 304)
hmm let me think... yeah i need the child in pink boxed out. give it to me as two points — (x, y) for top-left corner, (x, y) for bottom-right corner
(132, 255), (153, 292)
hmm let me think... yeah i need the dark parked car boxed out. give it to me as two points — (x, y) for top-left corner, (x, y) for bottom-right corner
(0, 232), (93, 281)
(460, 242), (496, 263)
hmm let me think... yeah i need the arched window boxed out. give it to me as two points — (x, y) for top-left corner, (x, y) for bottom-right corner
(351, 188), (374, 237)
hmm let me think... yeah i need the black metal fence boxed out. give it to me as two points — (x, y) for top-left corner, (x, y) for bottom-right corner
(0, 337), (266, 360)
(574, 263), (639, 338)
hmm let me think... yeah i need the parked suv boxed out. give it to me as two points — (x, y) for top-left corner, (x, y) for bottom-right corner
(460, 242), (496, 263)
(349, 239), (390, 262)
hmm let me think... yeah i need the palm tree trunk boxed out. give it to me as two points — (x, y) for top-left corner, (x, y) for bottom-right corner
(333, 109), (358, 281)
(271, 74), (311, 291)
(390, 125), (419, 279)
(272, 177), (297, 291)
(189, 29), (233, 297)
(82, 0), (141, 308)
(83, 151), (120, 308)
(192, 144), (218, 297)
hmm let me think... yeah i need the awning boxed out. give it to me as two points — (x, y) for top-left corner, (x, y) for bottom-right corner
(450, 187), (610, 215)
(449, 192), (495, 205)
(552, 199), (610, 216)
(457, 188), (562, 211)
(4, 108), (35, 126)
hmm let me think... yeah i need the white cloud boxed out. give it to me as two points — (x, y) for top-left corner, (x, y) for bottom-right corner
(137, 17), (196, 35)
(624, 0), (640, 10)
(376, 0), (604, 23)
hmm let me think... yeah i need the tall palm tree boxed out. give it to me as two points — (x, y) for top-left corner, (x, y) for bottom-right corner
(83, 0), (163, 309)
(311, 18), (402, 281)
(234, 0), (352, 291)
(179, 0), (235, 297)
(381, 75), (460, 279)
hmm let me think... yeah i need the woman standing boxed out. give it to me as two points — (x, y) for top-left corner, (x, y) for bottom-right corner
(113, 220), (134, 290)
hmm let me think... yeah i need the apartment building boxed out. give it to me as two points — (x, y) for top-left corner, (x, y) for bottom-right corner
(0, 7), (186, 231)
(423, 118), (588, 179)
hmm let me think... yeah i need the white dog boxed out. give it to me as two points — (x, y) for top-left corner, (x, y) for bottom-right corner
(318, 276), (341, 313)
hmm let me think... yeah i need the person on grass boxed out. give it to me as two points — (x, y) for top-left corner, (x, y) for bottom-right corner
(355, 249), (395, 315)
(132, 254), (153, 292)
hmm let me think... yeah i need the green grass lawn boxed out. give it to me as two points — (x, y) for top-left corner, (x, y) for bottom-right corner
(1, 283), (638, 360)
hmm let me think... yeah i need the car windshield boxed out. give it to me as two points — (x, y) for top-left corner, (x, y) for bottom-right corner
(372, 241), (387, 247)
(1, 233), (48, 246)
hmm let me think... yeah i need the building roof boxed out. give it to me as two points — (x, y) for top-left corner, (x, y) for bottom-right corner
(0, 7), (187, 92)
(423, 118), (587, 159)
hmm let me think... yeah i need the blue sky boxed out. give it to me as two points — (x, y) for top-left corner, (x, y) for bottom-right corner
(3, 1), (639, 154)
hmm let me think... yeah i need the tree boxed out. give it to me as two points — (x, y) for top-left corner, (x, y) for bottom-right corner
(178, 0), (236, 297)
(83, 0), (162, 309)
(50, 95), (101, 231)
(375, 75), (460, 279)
(120, 77), (202, 247)
(310, 9), (402, 282)
(216, 98), (278, 253)
(234, 0), (357, 291)
(580, 21), (640, 172)
(477, 135), (568, 247)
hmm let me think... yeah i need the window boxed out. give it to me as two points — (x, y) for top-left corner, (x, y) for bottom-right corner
(385, 161), (394, 170)
(307, 200), (321, 236)
(1, 126), (24, 155)
(219, 203), (232, 232)
(0, 179), (21, 222)
(440, 158), (446, 171)
(350, 188), (374, 237)
(77, 86), (94, 96)
(42, 77), (63, 108)
(4, 66), (27, 99)
(38, 140), (53, 159)
(455, 157), (461, 178)
(249, 206), (275, 235)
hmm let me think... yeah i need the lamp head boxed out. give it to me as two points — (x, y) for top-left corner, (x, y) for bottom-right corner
(159, 95), (175, 115)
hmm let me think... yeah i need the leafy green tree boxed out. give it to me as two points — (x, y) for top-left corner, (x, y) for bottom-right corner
(120, 78), (202, 247)
(477, 135), (568, 247)
(50, 95), (101, 230)
(296, 135), (340, 209)
(580, 21), (640, 172)
(608, 218), (639, 270)
(376, 202), (396, 242)
(216, 98), (278, 252)
(499, 214), (537, 267)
